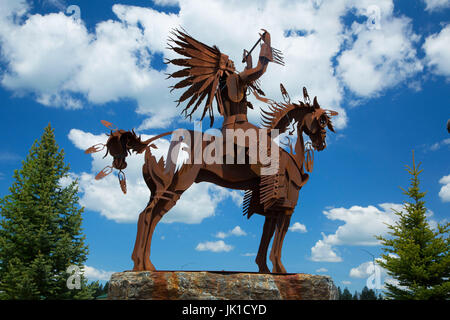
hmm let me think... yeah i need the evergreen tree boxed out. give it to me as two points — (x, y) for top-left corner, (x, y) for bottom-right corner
(340, 287), (353, 300)
(360, 286), (378, 300)
(337, 286), (342, 300)
(0, 124), (93, 299)
(376, 152), (450, 300)
(352, 291), (359, 300)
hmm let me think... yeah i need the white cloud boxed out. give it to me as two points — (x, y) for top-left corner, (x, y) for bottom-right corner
(342, 280), (351, 285)
(241, 252), (256, 257)
(316, 267), (328, 273)
(0, 0), (428, 131)
(83, 265), (115, 281)
(152, 0), (180, 6)
(195, 240), (233, 252)
(424, 25), (450, 78)
(229, 226), (247, 237)
(310, 203), (401, 262)
(349, 261), (374, 278)
(289, 222), (307, 233)
(337, 2), (422, 97)
(439, 174), (450, 202)
(67, 128), (240, 223)
(430, 138), (450, 151)
(216, 226), (247, 238)
(313, 201), (440, 263)
(423, 0), (450, 11)
(310, 234), (343, 262)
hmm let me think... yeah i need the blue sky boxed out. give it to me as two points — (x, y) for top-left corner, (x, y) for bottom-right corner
(0, 0), (449, 294)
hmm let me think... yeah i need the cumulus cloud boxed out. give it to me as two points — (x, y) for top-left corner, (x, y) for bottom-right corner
(310, 203), (401, 262)
(67, 128), (241, 223)
(349, 261), (375, 278)
(195, 240), (233, 252)
(337, 1), (422, 97)
(0, 0), (429, 131)
(316, 267), (328, 273)
(310, 234), (343, 262)
(310, 202), (439, 262)
(83, 265), (115, 281)
(423, 25), (450, 79)
(423, 0), (450, 11)
(289, 222), (307, 233)
(215, 226), (247, 239)
(439, 174), (450, 202)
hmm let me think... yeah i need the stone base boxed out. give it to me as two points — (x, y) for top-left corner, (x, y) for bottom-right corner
(108, 271), (338, 300)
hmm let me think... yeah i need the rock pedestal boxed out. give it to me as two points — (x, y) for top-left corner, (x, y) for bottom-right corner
(108, 271), (338, 300)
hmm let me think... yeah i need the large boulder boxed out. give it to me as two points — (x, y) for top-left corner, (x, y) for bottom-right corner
(108, 271), (338, 300)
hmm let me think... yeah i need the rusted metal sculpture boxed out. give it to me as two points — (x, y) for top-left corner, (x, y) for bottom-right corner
(85, 29), (338, 273)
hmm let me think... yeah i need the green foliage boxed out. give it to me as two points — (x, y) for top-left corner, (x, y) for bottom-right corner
(337, 286), (382, 300)
(0, 124), (93, 299)
(376, 152), (450, 300)
(360, 286), (378, 300)
(339, 287), (353, 300)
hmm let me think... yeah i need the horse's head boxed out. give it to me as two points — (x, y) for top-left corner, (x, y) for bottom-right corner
(260, 84), (338, 152)
(84, 121), (150, 193)
(104, 129), (134, 170)
(299, 96), (336, 151)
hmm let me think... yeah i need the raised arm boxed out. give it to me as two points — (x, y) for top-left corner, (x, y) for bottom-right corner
(239, 30), (273, 84)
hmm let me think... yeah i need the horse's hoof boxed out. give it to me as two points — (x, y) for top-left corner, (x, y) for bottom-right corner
(144, 260), (156, 271)
(258, 265), (270, 273)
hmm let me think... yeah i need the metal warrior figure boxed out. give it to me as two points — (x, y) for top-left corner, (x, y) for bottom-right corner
(85, 29), (338, 273)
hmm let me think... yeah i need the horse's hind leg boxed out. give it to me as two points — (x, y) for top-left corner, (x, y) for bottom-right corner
(255, 215), (276, 273)
(134, 189), (184, 271)
(138, 166), (201, 271)
(269, 211), (292, 273)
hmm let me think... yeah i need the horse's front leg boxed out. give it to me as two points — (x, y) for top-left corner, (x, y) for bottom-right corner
(269, 211), (292, 273)
(255, 215), (276, 273)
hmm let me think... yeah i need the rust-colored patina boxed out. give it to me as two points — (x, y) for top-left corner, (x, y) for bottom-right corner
(85, 29), (338, 273)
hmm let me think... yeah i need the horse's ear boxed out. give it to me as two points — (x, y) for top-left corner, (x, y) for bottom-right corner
(313, 96), (320, 109)
(280, 83), (290, 103)
(303, 87), (311, 104)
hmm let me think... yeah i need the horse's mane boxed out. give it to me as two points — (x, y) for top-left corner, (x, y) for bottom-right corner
(116, 129), (149, 155)
(261, 102), (300, 133)
(260, 85), (336, 134)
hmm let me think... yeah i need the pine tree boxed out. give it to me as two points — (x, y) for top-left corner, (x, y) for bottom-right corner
(0, 124), (93, 299)
(360, 286), (378, 300)
(376, 152), (450, 300)
(340, 287), (353, 300)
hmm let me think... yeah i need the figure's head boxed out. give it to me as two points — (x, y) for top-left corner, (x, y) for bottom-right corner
(300, 97), (335, 151)
(219, 53), (236, 74)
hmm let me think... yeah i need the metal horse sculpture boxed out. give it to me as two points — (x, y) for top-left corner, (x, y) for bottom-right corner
(85, 29), (338, 273)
